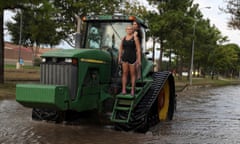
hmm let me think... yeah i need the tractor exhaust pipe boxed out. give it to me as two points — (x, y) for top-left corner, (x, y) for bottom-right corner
(75, 14), (81, 49)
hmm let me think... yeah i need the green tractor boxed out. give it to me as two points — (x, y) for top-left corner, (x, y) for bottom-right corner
(16, 15), (176, 132)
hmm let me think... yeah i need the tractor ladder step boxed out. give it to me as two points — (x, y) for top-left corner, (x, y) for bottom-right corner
(110, 93), (135, 123)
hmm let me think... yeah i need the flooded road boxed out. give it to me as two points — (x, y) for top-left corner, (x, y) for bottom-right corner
(1, 85), (240, 144)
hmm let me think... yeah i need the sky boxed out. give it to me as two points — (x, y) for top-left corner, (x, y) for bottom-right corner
(194, 0), (240, 45)
(3, 0), (240, 49)
(3, 11), (15, 42)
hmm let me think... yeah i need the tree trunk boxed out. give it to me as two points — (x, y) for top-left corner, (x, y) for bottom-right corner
(158, 39), (164, 71)
(179, 56), (183, 80)
(0, 9), (4, 83)
(152, 37), (155, 64)
(169, 47), (171, 70)
(31, 44), (39, 66)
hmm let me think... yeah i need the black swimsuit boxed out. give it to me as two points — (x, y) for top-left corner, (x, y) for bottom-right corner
(121, 37), (136, 64)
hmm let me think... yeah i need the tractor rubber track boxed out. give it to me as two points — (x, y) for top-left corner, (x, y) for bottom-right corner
(115, 71), (175, 132)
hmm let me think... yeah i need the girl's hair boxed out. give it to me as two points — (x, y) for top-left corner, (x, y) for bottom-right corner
(133, 21), (140, 27)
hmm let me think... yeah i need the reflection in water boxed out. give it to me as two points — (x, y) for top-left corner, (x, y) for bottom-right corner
(1, 85), (240, 143)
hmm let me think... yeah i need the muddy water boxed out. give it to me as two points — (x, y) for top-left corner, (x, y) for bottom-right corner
(1, 85), (240, 144)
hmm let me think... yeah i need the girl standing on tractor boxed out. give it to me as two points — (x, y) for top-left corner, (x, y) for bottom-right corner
(118, 25), (141, 96)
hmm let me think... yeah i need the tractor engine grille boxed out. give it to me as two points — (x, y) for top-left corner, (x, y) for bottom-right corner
(40, 64), (78, 100)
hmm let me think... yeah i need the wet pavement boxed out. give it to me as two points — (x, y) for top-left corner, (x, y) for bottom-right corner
(1, 85), (240, 144)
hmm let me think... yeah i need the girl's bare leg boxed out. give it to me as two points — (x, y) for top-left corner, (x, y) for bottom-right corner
(129, 63), (136, 96)
(121, 62), (129, 94)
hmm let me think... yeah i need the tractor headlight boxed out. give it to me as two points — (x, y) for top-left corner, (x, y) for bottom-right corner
(65, 58), (72, 63)
(42, 58), (46, 63)
(65, 58), (78, 65)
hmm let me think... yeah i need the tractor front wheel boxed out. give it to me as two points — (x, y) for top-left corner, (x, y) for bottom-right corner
(32, 108), (64, 123)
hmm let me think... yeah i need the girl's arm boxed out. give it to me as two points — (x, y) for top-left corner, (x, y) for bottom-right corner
(134, 35), (141, 65)
(118, 38), (124, 64)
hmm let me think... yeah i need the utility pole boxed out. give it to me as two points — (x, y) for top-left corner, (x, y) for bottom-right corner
(189, 6), (211, 85)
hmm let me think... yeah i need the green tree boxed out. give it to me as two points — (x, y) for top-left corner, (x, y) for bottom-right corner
(208, 44), (238, 77)
(122, 1), (148, 18)
(194, 19), (222, 76)
(147, 0), (196, 74)
(145, 0), (227, 80)
(233, 44), (240, 77)
(1, 0), (121, 83)
(145, 1), (172, 71)
(6, 1), (62, 58)
(0, 0), (41, 83)
(222, 0), (240, 29)
(7, 0), (121, 49)
(52, 0), (120, 47)
(145, 11), (162, 67)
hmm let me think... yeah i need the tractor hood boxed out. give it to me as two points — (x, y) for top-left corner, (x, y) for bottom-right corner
(41, 49), (112, 63)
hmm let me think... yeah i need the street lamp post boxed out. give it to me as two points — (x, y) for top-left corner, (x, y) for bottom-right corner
(16, 10), (22, 69)
(18, 11), (22, 62)
(189, 19), (196, 86)
(189, 6), (211, 85)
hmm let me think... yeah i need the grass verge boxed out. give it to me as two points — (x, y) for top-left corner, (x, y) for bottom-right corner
(175, 77), (240, 92)
(0, 82), (16, 100)
(1, 66), (40, 99)
(4, 67), (40, 81)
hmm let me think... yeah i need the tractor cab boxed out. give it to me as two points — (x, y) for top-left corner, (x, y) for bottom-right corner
(81, 15), (147, 51)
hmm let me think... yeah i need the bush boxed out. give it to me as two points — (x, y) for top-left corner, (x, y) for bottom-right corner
(33, 57), (41, 66)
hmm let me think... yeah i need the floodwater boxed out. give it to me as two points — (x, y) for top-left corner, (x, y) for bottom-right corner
(1, 85), (240, 144)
